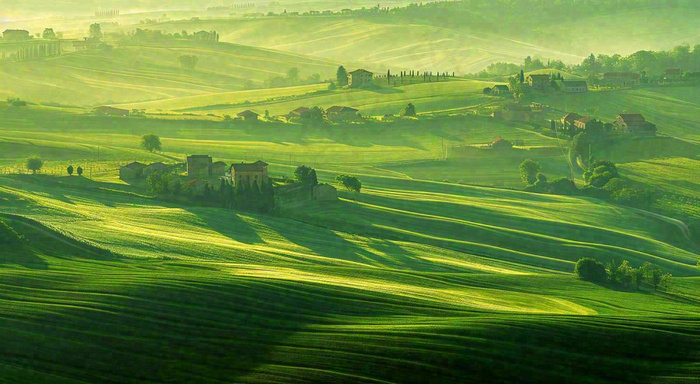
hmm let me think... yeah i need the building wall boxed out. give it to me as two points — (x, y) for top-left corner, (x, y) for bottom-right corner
(188, 157), (212, 178)
(231, 169), (269, 189)
(349, 73), (373, 88)
(313, 184), (338, 201)
(119, 168), (138, 180)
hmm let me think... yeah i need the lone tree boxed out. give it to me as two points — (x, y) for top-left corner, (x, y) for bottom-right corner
(67, 165), (74, 176)
(141, 134), (162, 152)
(336, 66), (348, 87)
(89, 23), (102, 40)
(77, 166), (83, 176)
(26, 156), (43, 174)
(336, 174), (361, 193)
(402, 103), (416, 117)
(178, 55), (198, 71)
(519, 159), (541, 185)
(574, 258), (607, 283)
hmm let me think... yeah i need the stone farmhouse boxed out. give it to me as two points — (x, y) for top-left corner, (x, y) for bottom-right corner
(490, 84), (510, 96)
(603, 72), (640, 86)
(237, 110), (260, 122)
(287, 107), (311, 119)
(187, 155), (213, 179)
(312, 184), (338, 201)
(560, 80), (588, 93)
(143, 162), (169, 177)
(527, 74), (551, 90)
(348, 69), (374, 88)
(327, 106), (360, 121)
(615, 114), (656, 135)
(664, 69), (682, 81)
(212, 161), (228, 176)
(3, 29), (30, 41)
(228, 161), (269, 189)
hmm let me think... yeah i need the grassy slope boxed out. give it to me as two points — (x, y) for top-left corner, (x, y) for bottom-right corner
(0, 171), (698, 383)
(0, 39), (339, 106)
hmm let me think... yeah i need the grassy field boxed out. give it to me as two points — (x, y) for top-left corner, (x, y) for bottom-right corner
(0, 165), (698, 383)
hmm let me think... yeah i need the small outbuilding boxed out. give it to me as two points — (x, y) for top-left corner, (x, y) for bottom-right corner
(490, 84), (510, 96)
(313, 184), (338, 201)
(143, 162), (169, 177)
(119, 162), (147, 180)
(237, 110), (260, 122)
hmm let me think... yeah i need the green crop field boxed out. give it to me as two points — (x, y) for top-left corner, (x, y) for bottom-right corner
(1, 1), (699, 383)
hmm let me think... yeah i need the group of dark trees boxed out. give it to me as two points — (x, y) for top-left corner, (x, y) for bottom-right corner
(575, 257), (671, 291)
(178, 55), (198, 71)
(519, 158), (655, 209)
(476, 44), (700, 80)
(146, 172), (275, 213)
(335, 174), (361, 193)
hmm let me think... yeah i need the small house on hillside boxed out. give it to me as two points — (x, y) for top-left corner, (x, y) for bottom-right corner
(561, 112), (583, 128)
(615, 114), (656, 136)
(229, 160), (269, 189)
(237, 110), (260, 122)
(119, 162), (147, 180)
(492, 104), (536, 122)
(187, 155), (212, 179)
(327, 106), (360, 121)
(560, 80), (588, 93)
(3, 29), (30, 41)
(603, 72), (640, 86)
(287, 107), (311, 119)
(491, 84), (510, 96)
(526, 74), (550, 90)
(491, 137), (513, 150)
(664, 69), (682, 81)
(573, 117), (604, 135)
(348, 69), (374, 88)
(93, 106), (130, 117)
(143, 162), (169, 177)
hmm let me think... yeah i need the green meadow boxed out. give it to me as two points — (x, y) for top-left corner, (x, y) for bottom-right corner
(1, 1), (699, 382)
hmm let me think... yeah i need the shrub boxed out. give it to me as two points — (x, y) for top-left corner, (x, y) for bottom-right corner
(574, 258), (607, 283)
(519, 159), (541, 185)
(549, 178), (577, 195)
(610, 188), (654, 208)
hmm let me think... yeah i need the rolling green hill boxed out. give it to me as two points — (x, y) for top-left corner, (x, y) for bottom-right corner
(0, 40), (339, 106)
(0, 165), (698, 383)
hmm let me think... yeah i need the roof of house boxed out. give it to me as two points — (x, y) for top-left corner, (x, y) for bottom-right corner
(327, 106), (359, 113)
(563, 80), (588, 87)
(349, 69), (373, 75)
(575, 117), (592, 124)
(3, 29), (29, 34)
(145, 162), (167, 169)
(94, 105), (129, 112)
(562, 112), (583, 121)
(188, 155), (212, 160)
(527, 74), (551, 80)
(665, 68), (681, 74)
(292, 107), (310, 113)
(122, 162), (147, 170)
(237, 110), (260, 118)
(604, 72), (640, 78)
(231, 160), (268, 172)
(492, 85), (509, 91)
(212, 161), (227, 166)
(492, 137), (504, 144)
(617, 114), (646, 124)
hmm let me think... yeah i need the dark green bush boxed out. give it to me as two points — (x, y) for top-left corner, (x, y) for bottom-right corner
(574, 258), (608, 283)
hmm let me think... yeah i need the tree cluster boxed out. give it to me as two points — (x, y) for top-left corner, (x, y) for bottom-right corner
(66, 165), (84, 176)
(575, 257), (672, 291)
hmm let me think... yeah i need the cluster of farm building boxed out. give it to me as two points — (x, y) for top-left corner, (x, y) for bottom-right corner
(119, 156), (338, 202)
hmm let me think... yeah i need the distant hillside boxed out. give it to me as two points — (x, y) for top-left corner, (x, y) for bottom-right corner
(141, 1), (700, 74)
(0, 40), (338, 106)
